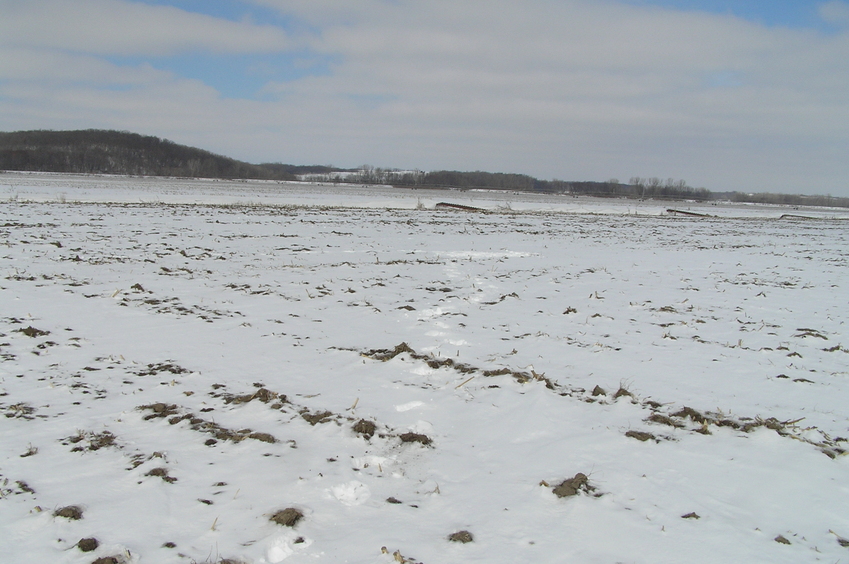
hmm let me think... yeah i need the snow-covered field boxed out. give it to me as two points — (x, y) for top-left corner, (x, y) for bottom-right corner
(1, 173), (848, 563)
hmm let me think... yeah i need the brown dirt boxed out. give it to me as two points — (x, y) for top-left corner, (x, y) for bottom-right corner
(248, 432), (276, 443)
(225, 387), (285, 405)
(135, 362), (189, 376)
(774, 535), (791, 545)
(270, 507), (303, 527)
(613, 387), (634, 400)
(139, 403), (179, 420)
(302, 410), (334, 425)
(145, 468), (177, 483)
(352, 419), (377, 439)
(18, 326), (50, 338)
(399, 432), (432, 446)
(671, 406), (708, 424)
(448, 530), (474, 543)
(647, 413), (684, 428)
(91, 557), (120, 564)
(77, 538), (99, 552)
(625, 430), (656, 442)
(681, 512), (701, 519)
(362, 342), (415, 361)
(591, 385), (607, 396)
(16, 480), (35, 494)
(552, 473), (595, 498)
(54, 505), (84, 520)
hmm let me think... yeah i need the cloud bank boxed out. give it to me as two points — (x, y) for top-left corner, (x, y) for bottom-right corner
(1, 0), (847, 195)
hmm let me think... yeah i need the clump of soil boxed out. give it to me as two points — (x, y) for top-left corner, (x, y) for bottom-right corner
(448, 530), (474, 543)
(68, 431), (117, 452)
(591, 385), (607, 396)
(613, 386), (634, 400)
(145, 467), (177, 483)
(225, 387), (285, 405)
(672, 406), (708, 424)
(77, 538), (99, 552)
(362, 342), (415, 361)
(681, 512), (700, 519)
(16, 480), (35, 494)
(17, 326), (50, 338)
(302, 410), (334, 425)
(135, 362), (189, 377)
(647, 413), (684, 428)
(552, 473), (596, 498)
(774, 535), (791, 545)
(625, 430), (656, 442)
(91, 557), (121, 564)
(399, 432), (432, 446)
(352, 419), (376, 439)
(54, 505), (84, 520)
(270, 507), (303, 527)
(248, 432), (276, 443)
(386, 497), (403, 504)
(139, 403), (179, 420)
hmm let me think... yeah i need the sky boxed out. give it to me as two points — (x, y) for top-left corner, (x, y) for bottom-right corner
(1, 0), (848, 196)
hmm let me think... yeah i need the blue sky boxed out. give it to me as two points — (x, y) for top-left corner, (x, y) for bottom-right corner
(2, 0), (848, 196)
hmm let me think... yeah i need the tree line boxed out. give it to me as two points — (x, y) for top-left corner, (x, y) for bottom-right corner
(2, 129), (846, 208)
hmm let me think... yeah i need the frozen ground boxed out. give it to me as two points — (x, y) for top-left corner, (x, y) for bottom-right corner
(1, 174), (848, 563)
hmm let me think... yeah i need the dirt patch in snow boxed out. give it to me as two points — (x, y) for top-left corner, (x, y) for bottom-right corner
(270, 507), (303, 527)
(551, 473), (597, 498)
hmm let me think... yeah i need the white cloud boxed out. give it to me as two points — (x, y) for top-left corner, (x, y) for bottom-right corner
(0, 0), (292, 55)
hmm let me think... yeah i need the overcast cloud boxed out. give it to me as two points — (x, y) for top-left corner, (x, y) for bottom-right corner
(1, 0), (847, 195)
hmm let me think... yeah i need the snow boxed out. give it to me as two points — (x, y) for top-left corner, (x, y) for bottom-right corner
(1, 172), (848, 563)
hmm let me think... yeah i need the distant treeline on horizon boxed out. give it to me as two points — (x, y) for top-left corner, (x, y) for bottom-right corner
(1, 129), (846, 208)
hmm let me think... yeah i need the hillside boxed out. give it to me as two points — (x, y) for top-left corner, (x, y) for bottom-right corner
(0, 129), (298, 181)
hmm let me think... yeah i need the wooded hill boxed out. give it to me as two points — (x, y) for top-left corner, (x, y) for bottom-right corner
(2, 129), (846, 208)
(0, 129), (326, 181)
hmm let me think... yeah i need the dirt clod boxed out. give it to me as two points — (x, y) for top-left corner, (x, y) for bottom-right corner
(774, 535), (791, 545)
(302, 410), (334, 425)
(681, 512), (700, 519)
(54, 505), (83, 520)
(353, 419), (377, 439)
(270, 507), (303, 527)
(399, 432), (432, 445)
(672, 406), (708, 424)
(647, 413), (684, 428)
(613, 386), (633, 400)
(448, 530), (474, 543)
(146, 467), (177, 483)
(625, 430), (656, 442)
(77, 538), (99, 552)
(591, 385), (607, 396)
(18, 326), (50, 338)
(91, 557), (120, 564)
(552, 473), (595, 498)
